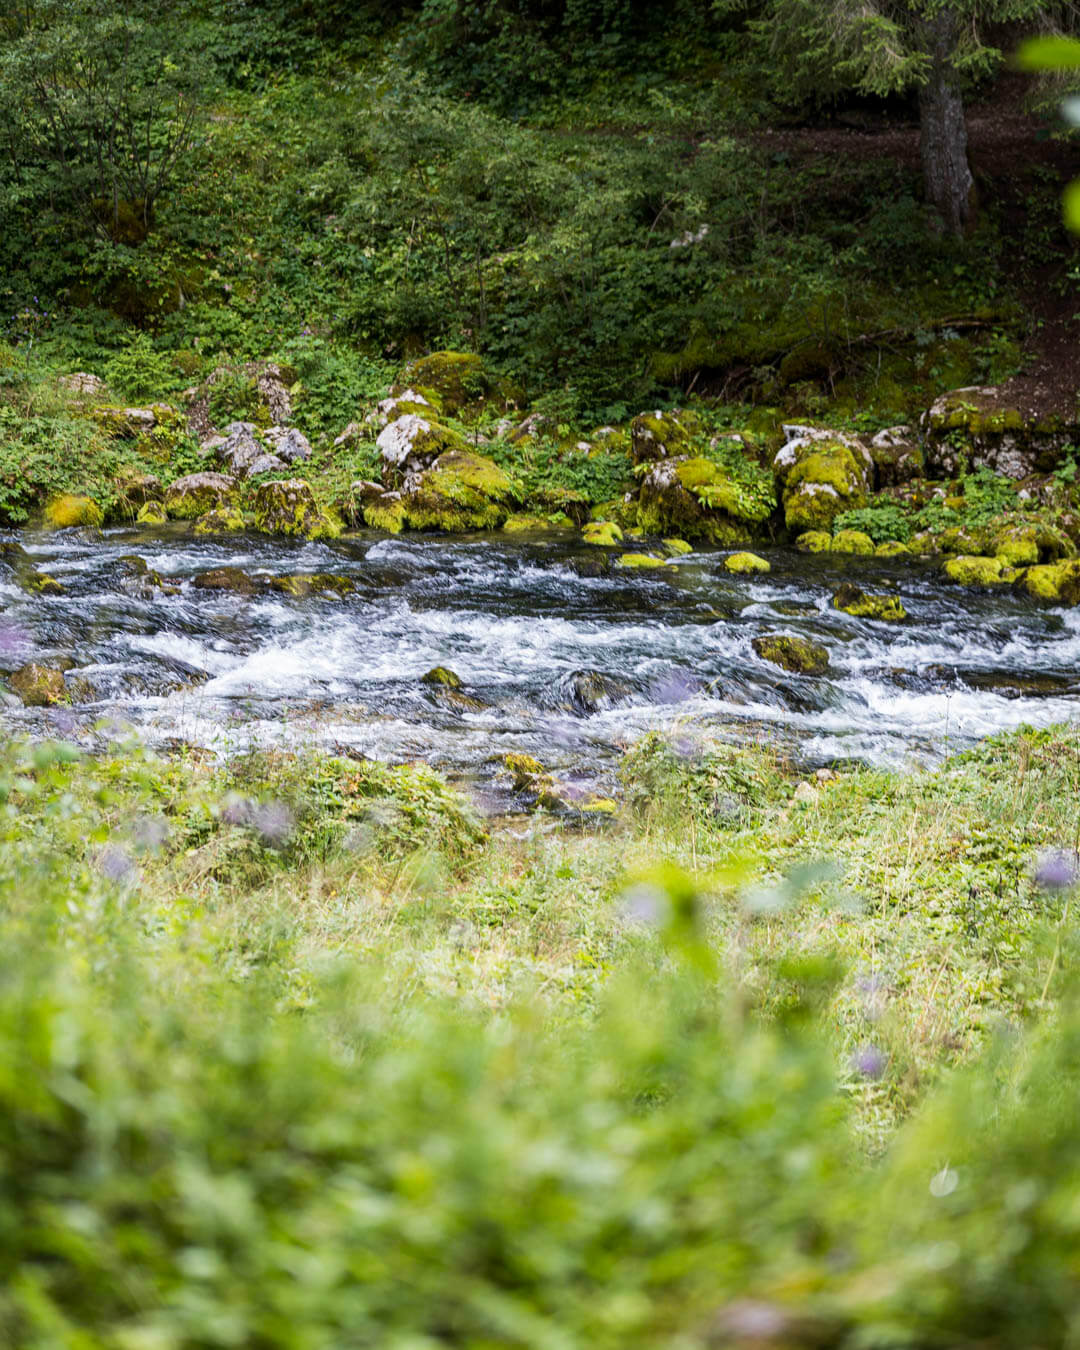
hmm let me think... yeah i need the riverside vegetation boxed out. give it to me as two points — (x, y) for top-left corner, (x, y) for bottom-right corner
(4, 1), (1080, 1346)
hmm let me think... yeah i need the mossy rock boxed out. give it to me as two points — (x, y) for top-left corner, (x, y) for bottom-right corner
(909, 530), (942, 556)
(589, 497), (639, 530)
(193, 507), (247, 536)
(752, 634), (830, 675)
(9, 663), (67, 706)
(503, 514), (557, 534)
(267, 574), (355, 599)
(1015, 560), (1080, 606)
(616, 553), (669, 569)
(401, 451), (515, 532)
(136, 501), (169, 526)
(780, 442), (870, 532)
(629, 410), (693, 465)
(939, 525), (992, 557)
(504, 752), (549, 793)
(795, 531), (832, 554)
(421, 667), (463, 689)
(724, 551), (770, 574)
(394, 352), (490, 417)
(830, 529), (875, 556)
(363, 497), (407, 534)
(43, 495), (104, 530)
(637, 457), (761, 546)
(582, 520), (623, 547)
(192, 567), (262, 596)
(165, 472), (239, 521)
(831, 582), (907, 622)
(254, 479), (341, 540)
(922, 386), (1080, 478)
(376, 414), (472, 479)
(944, 554), (1017, 586)
(21, 571), (65, 596)
(874, 540), (911, 558)
(662, 538), (693, 556)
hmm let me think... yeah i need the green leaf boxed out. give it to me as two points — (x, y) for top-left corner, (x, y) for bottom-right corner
(1015, 36), (1080, 71)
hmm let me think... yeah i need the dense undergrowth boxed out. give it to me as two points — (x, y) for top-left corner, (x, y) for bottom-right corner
(0, 724), (1077, 1345)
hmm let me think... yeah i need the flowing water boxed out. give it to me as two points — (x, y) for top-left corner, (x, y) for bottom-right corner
(2, 523), (1079, 805)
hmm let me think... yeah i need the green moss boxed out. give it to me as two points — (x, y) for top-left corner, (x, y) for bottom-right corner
(503, 514), (556, 533)
(795, 531), (832, 553)
(662, 538), (693, 556)
(944, 555), (1014, 587)
(421, 667), (463, 688)
(396, 352), (489, 417)
(254, 479), (342, 540)
(782, 443), (868, 532)
(363, 499), (406, 533)
(193, 507), (247, 535)
(993, 526), (1039, 568)
(830, 529), (875, 556)
(629, 410), (692, 465)
(22, 571), (65, 595)
(724, 551), (770, 574)
(43, 494), (104, 529)
(1017, 560), (1080, 606)
(616, 552), (669, 569)
(402, 451), (515, 532)
(135, 501), (168, 526)
(582, 520), (623, 547)
(832, 583), (907, 622)
(8, 663), (67, 706)
(752, 634), (830, 674)
(268, 574), (356, 598)
(875, 540), (912, 557)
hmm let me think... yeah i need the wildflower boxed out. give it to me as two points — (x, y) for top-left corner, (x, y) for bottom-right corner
(250, 799), (294, 847)
(619, 882), (666, 928)
(97, 845), (137, 886)
(850, 1044), (887, 1080)
(1033, 849), (1078, 892)
(132, 814), (169, 854)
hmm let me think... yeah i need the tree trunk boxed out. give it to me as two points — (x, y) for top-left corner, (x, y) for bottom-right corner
(918, 13), (975, 236)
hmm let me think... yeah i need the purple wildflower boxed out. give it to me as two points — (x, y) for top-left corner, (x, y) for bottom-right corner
(850, 1044), (887, 1080)
(220, 792), (256, 826)
(250, 799), (294, 847)
(1034, 849), (1078, 893)
(619, 883), (665, 928)
(97, 845), (137, 886)
(132, 814), (169, 854)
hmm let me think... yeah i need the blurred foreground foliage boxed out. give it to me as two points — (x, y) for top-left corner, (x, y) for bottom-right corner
(0, 729), (1078, 1345)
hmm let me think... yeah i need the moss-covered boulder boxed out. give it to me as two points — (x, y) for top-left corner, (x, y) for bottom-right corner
(393, 352), (490, 417)
(874, 540), (912, 558)
(9, 663), (67, 706)
(636, 456), (768, 546)
(1015, 560), (1080, 606)
(582, 520), (623, 547)
(724, 551), (770, 574)
(503, 514), (558, 533)
(21, 571), (64, 596)
(992, 525), (1039, 568)
(944, 555), (1016, 587)
(165, 472), (239, 521)
(922, 386), (1080, 479)
(773, 427), (873, 533)
(831, 529), (875, 556)
(91, 404), (161, 438)
(909, 530), (942, 556)
(869, 426), (924, 486)
(399, 451), (515, 532)
(192, 567), (262, 596)
(376, 414), (471, 480)
(560, 669), (635, 715)
(115, 470), (162, 506)
(831, 582), (907, 622)
(136, 501), (169, 526)
(254, 479), (341, 540)
(662, 537), (693, 556)
(795, 530), (832, 553)
(752, 634), (830, 675)
(363, 495), (407, 533)
(194, 507), (247, 536)
(939, 525), (992, 556)
(43, 495), (104, 530)
(630, 410), (693, 465)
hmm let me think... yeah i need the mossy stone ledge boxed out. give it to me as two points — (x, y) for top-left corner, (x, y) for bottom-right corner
(254, 479), (341, 540)
(943, 555), (1016, 587)
(164, 472), (239, 521)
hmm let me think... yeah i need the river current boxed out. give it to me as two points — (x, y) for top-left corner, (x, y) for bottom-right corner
(2, 524), (1078, 804)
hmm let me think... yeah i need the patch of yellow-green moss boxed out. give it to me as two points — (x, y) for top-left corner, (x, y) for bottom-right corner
(832, 583), (907, 622)
(993, 526), (1039, 568)
(662, 538), (693, 556)
(616, 553), (669, 569)
(421, 667), (463, 688)
(874, 541), (911, 558)
(396, 352), (489, 417)
(830, 529), (875, 556)
(194, 507), (247, 536)
(629, 410), (693, 465)
(582, 520), (623, 547)
(402, 451), (515, 532)
(363, 499), (406, 533)
(795, 531), (832, 553)
(1017, 560), (1080, 606)
(503, 514), (557, 534)
(268, 574), (355, 599)
(782, 444), (868, 532)
(724, 551), (770, 574)
(9, 663), (67, 706)
(136, 501), (169, 526)
(752, 634), (830, 674)
(944, 555), (1014, 586)
(43, 495), (104, 530)
(254, 479), (342, 540)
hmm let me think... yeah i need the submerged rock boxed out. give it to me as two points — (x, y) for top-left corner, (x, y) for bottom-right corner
(616, 552), (669, 569)
(753, 634), (830, 675)
(268, 574), (355, 599)
(21, 571), (65, 596)
(254, 479), (340, 539)
(165, 472), (238, 520)
(43, 495), (104, 530)
(831, 582), (907, 622)
(421, 667), (463, 688)
(192, 566), (262, 596)
(561, 669), (635, 715)
(724, 551), (770, 574)
(9, 663), (67, 706)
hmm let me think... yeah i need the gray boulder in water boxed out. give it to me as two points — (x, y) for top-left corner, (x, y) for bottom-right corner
(560, 669), (635, 716)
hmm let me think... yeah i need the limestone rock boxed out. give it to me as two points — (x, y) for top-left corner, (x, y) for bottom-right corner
(194, 507), (247, 535)
(831, 582), (907, 622)
(9, 663), (67, 706)
(262, 425), (312, 463)
(752, 634), (830, 675)
(397, 451), (515, 531)
(630, 410), (692, 465)
(773, 426), (873, 533)
(214, 422), (286, 478)
(376, 414), (469, 478)
(165, 472), (238, 520)
(725, 551), (770, 574)
(59, 371), (106, 399)
(636, 455), (770, 545)
(392, 351), (490, 417)
(870, 425), (923, 486)
(43, 495), (104, 530)
(253, 479), (340, 539)
(922, 386), (1080, 479)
